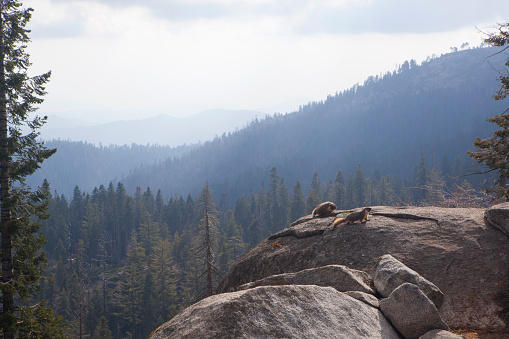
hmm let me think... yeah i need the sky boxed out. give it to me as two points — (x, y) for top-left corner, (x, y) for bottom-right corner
(23, 0), (508, 122)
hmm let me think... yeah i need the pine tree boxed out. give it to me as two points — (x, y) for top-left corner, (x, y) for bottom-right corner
(150, 238), (176, 320)
(468, 23), (509, 198)
(306, 172), (322, 213)
(414, 153), (429, 204)
(138, 213), (161, 257)
(193, 184), (220, 298)
(353, 164), (367, 207)
(345, 172), (355, 209)
(234, 194), (250, 234)
(426, 168), (446, 205)
(92, 316), (113, 339)
(0, 2), (61, 336)
(290, 180), (306, 222)
(333, 169), (347, 209)
(223, 213), (246, 270)
(115, 237), (145, 339)
(246, 218), (262, 249)
(377, 175), (395, 206)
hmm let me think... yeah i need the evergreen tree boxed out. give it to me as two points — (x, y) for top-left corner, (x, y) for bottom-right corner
(193, 184), (220, 297)
(414, 153), (429, 204)
(377, 175), (395, 206)
(69, 186), (84, 250)
(310, 172), (322, 199)
(426, 168), (446, 205)
(353, 164), (367, 207)
(306, 172), (322, 213)
(333, 169), (347, 209)
(290, 180), (306, 222)
(345, 172), (355, 209)
(441, 153), (452, 186)
(92, 316), (113, 339)
(115, 237), (146, 339)
(222, 213), (246, 273)
(267, 167), (280, 232)
(140, 271), (157, 338)
(138, 213), (161, 257)
(234, 194), (250, 234)
(246, 218), (262, 249)
(468, 23), (509, 198)
(0, 2), (61, 336)
(150, 238), (176, 320)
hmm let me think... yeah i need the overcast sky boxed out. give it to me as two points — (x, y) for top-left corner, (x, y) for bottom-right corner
(24, 0), (508, 122)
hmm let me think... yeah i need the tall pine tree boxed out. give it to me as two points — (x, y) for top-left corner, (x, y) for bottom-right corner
(0, 1), (61, 337)
(193, 184), (220, 298)
(468, 23), (509, 198)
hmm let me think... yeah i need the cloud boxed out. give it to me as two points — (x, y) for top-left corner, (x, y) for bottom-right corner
(21, 0), (501, 121)
(294, 0), (508, 34)
(34, 0), (508, 36)
(26, 0), (508, 41)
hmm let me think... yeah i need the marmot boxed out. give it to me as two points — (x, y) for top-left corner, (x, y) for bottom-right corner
(312, 201), (336, 217)
(332, 207), (372, 227)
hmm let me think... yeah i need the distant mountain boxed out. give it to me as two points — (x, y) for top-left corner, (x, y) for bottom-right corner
(41, 109), (264, 146)
(29, 47), (508, 202)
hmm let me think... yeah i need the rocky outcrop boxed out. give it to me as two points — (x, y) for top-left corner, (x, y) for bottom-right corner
(380, 283), (449, 339)
(484, 202), (509, 238)
(238, 264), (374, 294)
(217, 206), (509, 330)
(149, 285), (401, 339)
(150, 254), (463, 338)
(373, 254), (444, 308)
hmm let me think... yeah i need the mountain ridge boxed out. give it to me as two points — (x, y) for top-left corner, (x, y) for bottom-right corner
(40, 109), (264, 146)
(29, 47), (508, 201)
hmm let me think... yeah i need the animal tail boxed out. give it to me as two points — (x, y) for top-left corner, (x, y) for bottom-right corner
(332, 218), (345, 228)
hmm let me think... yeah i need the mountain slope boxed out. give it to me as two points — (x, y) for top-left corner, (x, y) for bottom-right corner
(120, 47), (507, 199)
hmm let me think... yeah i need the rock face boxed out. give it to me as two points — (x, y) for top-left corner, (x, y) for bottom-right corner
(149, 285), (401, 339)
(373, 254), (444, 308)
(217, 206), (509, 329)
(380, 283), (449, 339)
(238, 264), (374, 294)
(484, 202), (509, 238)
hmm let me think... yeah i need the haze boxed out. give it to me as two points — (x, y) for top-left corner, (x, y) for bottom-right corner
(25, 0), (506, 124)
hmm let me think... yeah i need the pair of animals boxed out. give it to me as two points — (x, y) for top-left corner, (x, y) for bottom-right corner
(312, 201), (371, 227)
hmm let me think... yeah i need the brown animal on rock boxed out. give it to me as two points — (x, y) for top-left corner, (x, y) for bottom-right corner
(332, 207), (372, 228)
(312, 201), (337, 217)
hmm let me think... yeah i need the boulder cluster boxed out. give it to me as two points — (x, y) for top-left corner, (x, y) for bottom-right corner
(149, 254), (461, 339)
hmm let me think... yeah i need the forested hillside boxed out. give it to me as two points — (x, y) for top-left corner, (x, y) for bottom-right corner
(114, 46), (508, 201)
(29, 47), (505, 202)
(28, 141), (195, 197)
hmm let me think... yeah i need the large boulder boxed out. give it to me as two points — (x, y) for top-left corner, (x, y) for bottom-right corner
(373, 254), (444, 308)
(380, 283), (449, 339)
(217, 206), (509, 329)
(484, 202), (509, 238)
(148, 285), (401, 339)
(238, 264), (374, 294)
